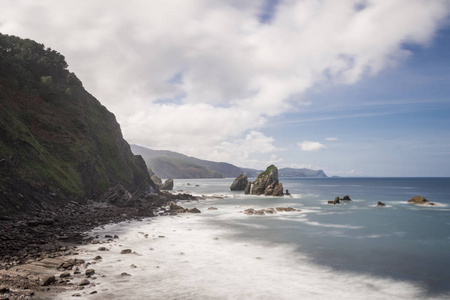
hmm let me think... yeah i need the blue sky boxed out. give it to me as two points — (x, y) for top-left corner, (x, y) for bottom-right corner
(264, 25), (450, 176)
(1, 0), (450, 176)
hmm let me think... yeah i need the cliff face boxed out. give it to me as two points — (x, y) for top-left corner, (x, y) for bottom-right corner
(0, 33), (158, 214)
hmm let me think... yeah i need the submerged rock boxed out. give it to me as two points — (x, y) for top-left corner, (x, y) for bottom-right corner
(187, 207), (201, 213)
(230, 174), (249, 191)
(328, 197), (340, 205)
(407, 196), (435, 205)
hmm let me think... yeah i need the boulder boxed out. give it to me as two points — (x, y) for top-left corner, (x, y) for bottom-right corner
(160, 179), (174, 190)
(230, 174), (249, 191)
(342, 195), (351, 201)
(407, 196), (435, 205)
(60, 272), (71, 278)
(121, 249), (132, 254)
(251, 165), (284, 196)
(85, 269), (95, 276)
(187, 207), (201, 213)
(79, 279), (90, 286)
(41, 275), (56, 286)
(377, 201), (386, 207)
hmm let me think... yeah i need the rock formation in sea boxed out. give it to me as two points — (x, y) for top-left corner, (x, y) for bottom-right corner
(246, 165), (284, 196)
(377, 201), (386, 207)
(160, 179), (174, 190)
(407, 196), (435, 205)
(230, 174), (249, 191)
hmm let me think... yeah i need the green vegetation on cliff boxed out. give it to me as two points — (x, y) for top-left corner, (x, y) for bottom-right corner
(0, 33), (155, 214)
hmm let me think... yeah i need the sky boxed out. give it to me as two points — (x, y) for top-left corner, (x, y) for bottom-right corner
(1, 0), (450, 177)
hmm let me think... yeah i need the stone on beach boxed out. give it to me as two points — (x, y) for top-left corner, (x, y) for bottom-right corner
(41, 275), (56, 286)
(85, 269), (95, 276)
(79, 279), (90, 286)
(121, 249), (132, 254)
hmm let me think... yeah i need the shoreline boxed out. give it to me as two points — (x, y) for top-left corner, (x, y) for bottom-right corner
(0, 192), (196, 299)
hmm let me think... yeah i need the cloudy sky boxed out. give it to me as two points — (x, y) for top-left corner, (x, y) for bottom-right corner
(2, 0), (450, 176)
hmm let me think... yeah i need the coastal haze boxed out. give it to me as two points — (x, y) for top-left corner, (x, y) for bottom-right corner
(2, 0), (450, 176)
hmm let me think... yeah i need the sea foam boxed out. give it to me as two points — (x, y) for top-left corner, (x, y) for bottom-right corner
(55, 213), (442, 300)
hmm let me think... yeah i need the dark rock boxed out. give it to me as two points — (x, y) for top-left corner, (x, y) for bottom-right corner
(407, 196), (434, 205)
(85, 269), (95, 276)
(285, 189), (291, 196)
(230, 174), (249, 191)
(328, 197), (340, 204)
(187, 208), (201, 213)
(121, 272), (131, 277)
(160, 179), (174, 191)
(94, 256), (102, 260)
(79, 279), (90, 286)
(377, 201), (386, 207)
(98, 247), (107, 251)
(342, 195), (351, 201)
(0, 287), (10, 293)
(121, 249), (132, 254)
(41, 275), (56, 286)
(207, 207), (218, 210)
(275, 207), (300, 212)
(60, 272), (71, 278)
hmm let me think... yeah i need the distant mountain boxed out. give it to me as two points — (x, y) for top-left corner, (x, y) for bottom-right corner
(148, 157), (223, 179)
(130, 144), (242, 178)
(279, 168), (327, 178)
(131, 144), (327, 179)
(240, 167), (327, 178)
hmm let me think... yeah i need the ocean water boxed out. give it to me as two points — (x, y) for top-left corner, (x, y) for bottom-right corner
(56, 178), (450, 299)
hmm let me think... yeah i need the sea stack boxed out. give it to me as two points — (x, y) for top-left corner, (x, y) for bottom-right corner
(230, 174), (249, 191)
(250, 165), (284, 196)
(160, 179), (174, 190)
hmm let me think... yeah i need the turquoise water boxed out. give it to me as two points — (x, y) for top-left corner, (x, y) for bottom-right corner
(175, 177), (450, 297)
(56, 177), (450, 299)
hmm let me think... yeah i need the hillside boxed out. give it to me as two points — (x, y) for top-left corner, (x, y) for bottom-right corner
(149, 157), (223, 179)
(131, 144), (327, 179)
(241, 167), (327, 178)
(279, 168), (327, 178)
(131, 144), (242, 178)
(0, 33), (158, 214)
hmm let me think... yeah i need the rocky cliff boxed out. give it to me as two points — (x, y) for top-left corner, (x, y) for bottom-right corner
(246, 165), (284, 196)
(0, 33), (158, 215)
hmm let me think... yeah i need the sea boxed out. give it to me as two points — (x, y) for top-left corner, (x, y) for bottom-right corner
(56, 177), (450, 300)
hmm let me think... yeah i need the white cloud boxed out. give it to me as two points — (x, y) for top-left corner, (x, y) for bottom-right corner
(1, 0), (448, 167)
(325, 137), (339, 141)
(298, 141), (327, 151)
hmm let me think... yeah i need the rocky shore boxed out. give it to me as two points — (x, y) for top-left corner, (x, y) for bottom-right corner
(0, 192), (196, 299)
